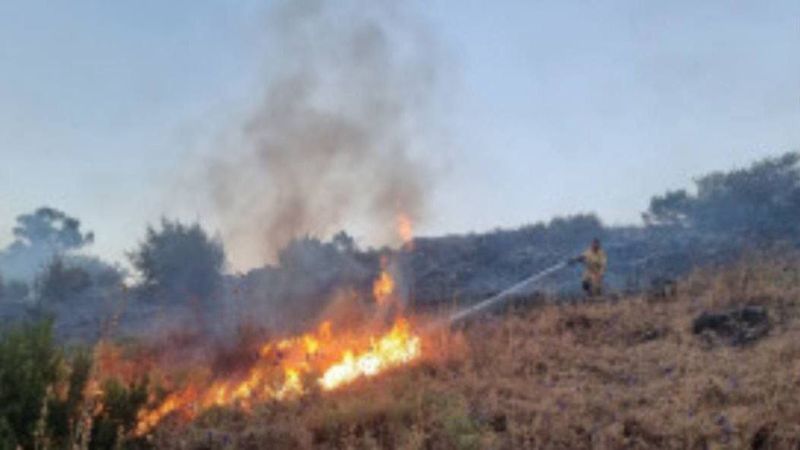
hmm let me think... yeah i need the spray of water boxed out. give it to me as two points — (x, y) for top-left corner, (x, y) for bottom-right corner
(438, 261), (569, 327)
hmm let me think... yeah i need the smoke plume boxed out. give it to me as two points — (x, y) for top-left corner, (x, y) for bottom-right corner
(207, 0), (443, 269)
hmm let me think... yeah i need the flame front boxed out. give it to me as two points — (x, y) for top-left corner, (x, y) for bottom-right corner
(372, 271), (395, 305)
(319, 319), (419, 390)
(135, 318), (421, 435)
(134, 223), (421, 436)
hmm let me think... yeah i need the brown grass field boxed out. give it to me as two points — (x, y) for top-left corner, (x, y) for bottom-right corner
(149, 254), (800, 449)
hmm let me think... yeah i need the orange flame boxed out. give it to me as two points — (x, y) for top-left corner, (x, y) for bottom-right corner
(396, 214), (413, 247)
(319, 319), (419, 390)
(135, 318), (421, 435)
(372, 271), (395, 305)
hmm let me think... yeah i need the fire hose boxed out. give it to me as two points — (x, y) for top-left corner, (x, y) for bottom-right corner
(427, 261), (570, 329)
(430, 246), (685, 329)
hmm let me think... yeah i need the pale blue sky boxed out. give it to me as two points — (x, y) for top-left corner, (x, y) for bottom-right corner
(1, 1), (799, 270)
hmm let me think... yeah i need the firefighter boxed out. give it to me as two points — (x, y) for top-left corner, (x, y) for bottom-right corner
(569, 238), (607, 297)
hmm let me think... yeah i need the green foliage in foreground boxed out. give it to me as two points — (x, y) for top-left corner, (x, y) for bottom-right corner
(0, 321), (150, 450)
(0, 320), (61, 449)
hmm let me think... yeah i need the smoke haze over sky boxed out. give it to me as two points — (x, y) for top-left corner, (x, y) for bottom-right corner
(1, 0), (799, 271)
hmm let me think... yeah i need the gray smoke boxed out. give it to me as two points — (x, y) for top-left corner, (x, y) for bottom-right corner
(207, 0), (443, 269)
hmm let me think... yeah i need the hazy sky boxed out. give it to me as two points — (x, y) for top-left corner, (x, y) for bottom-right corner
(1, 0), (799, 270)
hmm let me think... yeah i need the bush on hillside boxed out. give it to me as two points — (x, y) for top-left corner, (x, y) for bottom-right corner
(35, 257), (92, 303)
(129, 219), (224, 303)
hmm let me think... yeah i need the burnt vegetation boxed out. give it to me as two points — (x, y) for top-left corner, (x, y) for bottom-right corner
(0, 152), (799, 448)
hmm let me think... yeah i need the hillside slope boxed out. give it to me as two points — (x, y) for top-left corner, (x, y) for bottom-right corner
(149, 254), (800, 449)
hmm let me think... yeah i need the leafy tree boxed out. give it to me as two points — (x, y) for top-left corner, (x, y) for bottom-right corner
(331, 230), (357, 254)
(35, 257), (91, 303)
(277, 235), (365, 280)
(12, 207), (94, 251)
(644, 152), (800, 241)
(0, 207), (94, 283)
(67, 255), (124, 289)
(129, 219), (225, 302)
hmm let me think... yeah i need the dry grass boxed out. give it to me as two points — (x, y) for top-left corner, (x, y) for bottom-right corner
(149, 255), (800, 449)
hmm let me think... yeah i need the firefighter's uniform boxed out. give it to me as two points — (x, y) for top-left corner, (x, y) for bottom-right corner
(581, 247), (607, 296)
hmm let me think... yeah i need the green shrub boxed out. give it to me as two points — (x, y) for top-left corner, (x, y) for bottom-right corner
(0, 320), (61, 449)
(0, 320), (151, 450)
(90, 377), (150, 450)
(46, 350), (92, 448)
